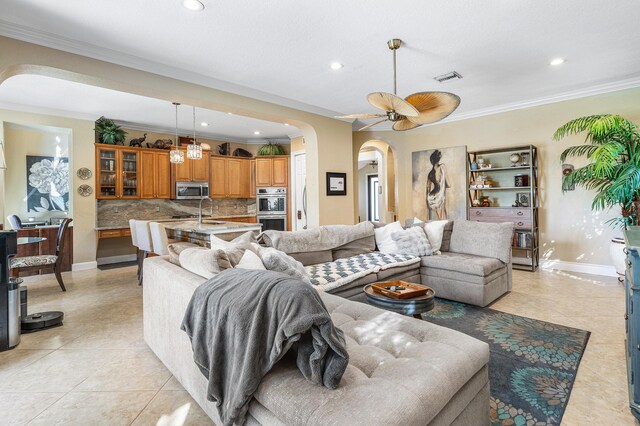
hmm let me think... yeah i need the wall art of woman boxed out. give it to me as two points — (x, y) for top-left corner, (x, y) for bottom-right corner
(426, 149), (449, 219)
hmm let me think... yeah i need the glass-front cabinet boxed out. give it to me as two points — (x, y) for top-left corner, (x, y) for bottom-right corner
(95, 145), (140, 199)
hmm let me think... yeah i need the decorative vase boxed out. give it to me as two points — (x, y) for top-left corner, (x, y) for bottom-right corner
(610, 237), (627, 280)
(470, 161), (478, 170)
(481, 196), (490, 207)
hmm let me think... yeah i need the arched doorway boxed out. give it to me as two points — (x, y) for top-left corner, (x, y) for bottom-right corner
(356, 140), (397, 223)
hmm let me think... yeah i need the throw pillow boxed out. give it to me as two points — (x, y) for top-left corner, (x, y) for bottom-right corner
(167, 241), (200, 265)
(373, 221), (403, 253)
(210, 231), (258, 266)
(423, 220), (448, 253)
(235, 250), (266, 270)
(256, 246), (311, 285)
(179, 248), (232, 279)
(391, 227), (432, 256)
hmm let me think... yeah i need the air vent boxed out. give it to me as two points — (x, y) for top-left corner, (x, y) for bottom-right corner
(434, 71), (463, 83)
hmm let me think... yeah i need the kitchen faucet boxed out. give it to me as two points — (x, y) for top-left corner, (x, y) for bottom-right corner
(198, 196), (214, 224)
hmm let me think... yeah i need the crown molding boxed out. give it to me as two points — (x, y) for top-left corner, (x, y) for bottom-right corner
(443, 75), (640, 124)
(0, 20), (343, 119)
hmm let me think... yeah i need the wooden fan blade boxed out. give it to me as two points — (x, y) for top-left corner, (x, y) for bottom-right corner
(392, 118), (421, 131)
(404, 92), (461, 125)
(367, 92), (419, 117)
(358, 118), (388, 131)
(335, 113), (386, 119)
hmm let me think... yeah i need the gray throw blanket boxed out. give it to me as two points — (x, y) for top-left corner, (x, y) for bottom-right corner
(181, 268), (349, 426)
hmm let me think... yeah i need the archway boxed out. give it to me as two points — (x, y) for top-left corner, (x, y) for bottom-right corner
(355, 140), (397, 223)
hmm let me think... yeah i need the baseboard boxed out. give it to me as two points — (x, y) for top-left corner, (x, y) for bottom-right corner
(96, 254), (137, 266)
(72, 261), (98, 271)
(540, 260), (618, 277)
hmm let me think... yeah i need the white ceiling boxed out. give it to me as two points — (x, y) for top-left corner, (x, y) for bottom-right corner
(1, 0), (640, 126)
(0, 75), (295, 142)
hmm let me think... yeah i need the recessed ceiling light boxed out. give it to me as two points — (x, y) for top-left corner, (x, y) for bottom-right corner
(284, 123), (290, 126)
(254, 131), (261, 135)
(550, 58), (565, 66)
(200, 122), (209, 127)
(183, 0), (204, 11)
(227, 112), (233, 115)
(330, 62), (344, 70)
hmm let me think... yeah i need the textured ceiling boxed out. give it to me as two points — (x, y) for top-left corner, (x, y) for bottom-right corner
(1, 0), (640, 124)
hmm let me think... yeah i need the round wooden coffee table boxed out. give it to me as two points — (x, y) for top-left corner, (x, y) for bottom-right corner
(363, 284), (435, 319)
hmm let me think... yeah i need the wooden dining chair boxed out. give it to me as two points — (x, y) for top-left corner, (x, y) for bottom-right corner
(10, 218), (73, 291)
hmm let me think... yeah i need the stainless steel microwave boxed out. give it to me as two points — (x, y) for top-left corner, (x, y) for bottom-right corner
(175, 182), (209, 199)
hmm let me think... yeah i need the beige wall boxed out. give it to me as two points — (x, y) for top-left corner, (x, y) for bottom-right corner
(354, 87), (640, 267)
(0, 109), (96, 266)
(290, 136), (305, 152)
(0, 36), (354, 230)
(4, 124), (70, 223)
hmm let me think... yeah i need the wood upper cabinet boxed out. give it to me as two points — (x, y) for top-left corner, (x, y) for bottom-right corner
(191, 155), (210, 182)
(272, 157), (288, 187)
(139, 151), (156, 198)
(209, 156), (252, 198)
(255, 156), (289, 187)
(250, 160), (256, 197)
(255, 158), (272, 186)
(155, 152), (171, 198)
(210, 156), (227, 198)
(171, 147), (210, 183)
(140, 151), (171, 199)
(95, 145), (140, 199)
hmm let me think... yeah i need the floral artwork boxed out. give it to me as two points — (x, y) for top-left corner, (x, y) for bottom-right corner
(26, 156), (70, 213)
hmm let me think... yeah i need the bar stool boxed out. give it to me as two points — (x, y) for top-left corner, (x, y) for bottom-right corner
(135, 220), (154, 286)
(149, 222), (171, 256)
(129, 219), (141, 280)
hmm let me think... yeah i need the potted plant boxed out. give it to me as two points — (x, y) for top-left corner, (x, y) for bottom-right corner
(94, 116), (127, 145)
(257, 141), (286, 156)
(554, 114), (640, 276)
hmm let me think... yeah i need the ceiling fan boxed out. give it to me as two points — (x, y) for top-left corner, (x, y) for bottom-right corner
(338, 39), (461, 131)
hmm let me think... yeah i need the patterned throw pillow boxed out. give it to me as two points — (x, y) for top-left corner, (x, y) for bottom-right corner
(391, 226), (432, 257)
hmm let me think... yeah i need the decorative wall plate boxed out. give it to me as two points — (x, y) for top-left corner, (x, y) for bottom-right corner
(77, 167), (92, 180)
(78, 184), (93, 197)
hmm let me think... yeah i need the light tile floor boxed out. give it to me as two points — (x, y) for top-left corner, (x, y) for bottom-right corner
(0, 266), (637, 425)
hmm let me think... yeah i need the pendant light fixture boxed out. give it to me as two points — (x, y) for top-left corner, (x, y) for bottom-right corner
(169, 102), (185, 164)
(187, 106), (203, 160)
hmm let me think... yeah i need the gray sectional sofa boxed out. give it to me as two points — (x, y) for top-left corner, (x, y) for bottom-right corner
(260, 219), (514, 307)
(143, 255), (490, 425)
(142, 218), (514, 425)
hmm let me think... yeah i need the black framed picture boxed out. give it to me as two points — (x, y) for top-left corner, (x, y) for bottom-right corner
(326, 172), (347, 196)
(26, 155), (70, 212)
(516, 192), (530, 207)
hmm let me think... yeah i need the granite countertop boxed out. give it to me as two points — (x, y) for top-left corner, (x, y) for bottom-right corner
(95, 214), (258, 231)
(162, 220), (262, 235)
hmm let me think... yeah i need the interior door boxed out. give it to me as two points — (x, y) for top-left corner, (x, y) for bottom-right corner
(293, 153), (307, 230)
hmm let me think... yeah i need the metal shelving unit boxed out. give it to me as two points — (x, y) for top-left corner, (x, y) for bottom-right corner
(467, 145), (539, 271)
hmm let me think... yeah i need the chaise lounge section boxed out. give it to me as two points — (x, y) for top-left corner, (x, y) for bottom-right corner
(143, 255), (491, 425)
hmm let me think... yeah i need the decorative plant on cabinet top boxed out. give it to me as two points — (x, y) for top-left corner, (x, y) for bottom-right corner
(257, 142), (286, 156)
(554, 114), (640, 228)
(94, 116), (127, 145)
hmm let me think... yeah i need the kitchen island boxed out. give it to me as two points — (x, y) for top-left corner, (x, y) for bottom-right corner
(163, 220), (262, 245)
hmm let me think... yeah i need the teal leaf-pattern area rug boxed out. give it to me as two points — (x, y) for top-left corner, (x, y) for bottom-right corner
(423, 299), (590, 426)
